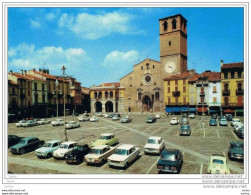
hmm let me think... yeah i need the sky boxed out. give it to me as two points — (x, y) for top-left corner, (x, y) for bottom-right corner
(8, 7), (244, 87)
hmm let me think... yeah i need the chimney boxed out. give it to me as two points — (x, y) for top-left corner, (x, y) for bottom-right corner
(20, 69), (23, 75)
(220, 60), (224, 67)
(10, 70), (13, 73)
(24, 70), (27, 75)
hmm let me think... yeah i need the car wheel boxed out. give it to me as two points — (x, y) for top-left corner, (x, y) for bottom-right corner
(46, 153), (52, 158)
(20, 149), (25, 155)
(124, 162), (129, 169)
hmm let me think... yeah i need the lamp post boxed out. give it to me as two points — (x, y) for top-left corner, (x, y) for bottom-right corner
(55, 79), (59, 118)
(61, 65), (68, 141)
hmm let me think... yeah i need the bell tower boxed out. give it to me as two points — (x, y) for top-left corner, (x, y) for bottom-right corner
(159, 14), (188, 77)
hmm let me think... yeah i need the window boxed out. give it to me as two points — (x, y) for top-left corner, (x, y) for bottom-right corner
(110, 91), (113, 98)
(224, 84), (229, 91)
(183, 86), (186, 92)
(94, 92), (97, 99)
(168, 87), (170, 93)
(130, 85), (132, 87)
(175, 86), (178, 91)
(163, 21), (168, 31)
(238, 71), (242, 78)
(155, 92), (160, 100)
(12, 88), (15, 95)
(172, 19), (177, 29)
(141, 66), (143, 70)
(224, 72), (228, 79)
(130, 77), (132, 80)
(201, 96), (204, 103)
(138, 92), (142, 101)
(183, 97), (186, 104)
(213, 86), (217, 93)
(168, 97), (171, 105)
(34, 82), (37, 91)
(224, 97), (228, 106)
(146, 63), (150, 70)
(175, 80), (178, 85)
(42, 83), (45, 91)
(153, 65), (155, 69)
(183, 79), (186, 84)
(169, 41), (171, 46)
(28, 90), (30, 96)
(231, 72), (235, 79)
(35, 94), (38, 104)
(237, 83), (242, 91)
(42, 95), (45, 103)
(213, 97), (217, 103)
(168, 80), (170, 85)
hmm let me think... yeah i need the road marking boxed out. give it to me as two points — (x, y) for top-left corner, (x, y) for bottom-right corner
(203, 130), (206, 138)
(182, 151), (185, 155)
(146, 157), (160, 174)
(200, 163), (203, 174)
(231, 130), (239, 140)
(223, 152), (226, 157)
(99, 163), (108, 169)
(118, 169), (123, 173)
(217, 130), (220, 139)
(150, 127), (161, 135)
(191, 128), (194, 136)
(176, 132), (179, 136)
(142, 126), (154, 132)
(139, 152), (144, 156)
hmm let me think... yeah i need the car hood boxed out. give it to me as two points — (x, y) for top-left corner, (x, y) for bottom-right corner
(144, 143), (160, 149)
(54, 148), (68, 154)
(157, 159), (178, 166)
(35, 147), (51, 153)
(91, 139), (107, 146)
(11, 143), (26, 149)
(108, 154), (128, 161)
(230, 148), (244, 154)
(85, 153), (102, 159)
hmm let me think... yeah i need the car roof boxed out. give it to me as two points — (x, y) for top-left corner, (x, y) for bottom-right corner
(101, 133), (114, 136)
(46, 140), (61, 143)
(161, 149), (180, 155)
(233, 118), (240, 120)
(210, 154), (226, 160)
(68, 121), (76, 122)
(92, 145), (109, 149)
(22, 137), (37, 140)
(148, 136), (162, 140)
(61, 141), (77, 145)
(117, 144), (135, 150)
(230, 141), (244, 145)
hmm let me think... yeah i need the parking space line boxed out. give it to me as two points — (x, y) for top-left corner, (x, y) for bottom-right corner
(223, 152), (226, 157)
(99, 163), (108, 170)
(231, 130), (239, 140)
(217, 130), (220, 139)
(142, 126), (154, 132)
(146, 157), (160, 174)
(182, 151), (185, 155)
(150, 127), (161, 135)
(200, 163), (203, 174)
(203, 130), (205, 138)
(176, 132), (179, 136)
(118, 169), (123, 173)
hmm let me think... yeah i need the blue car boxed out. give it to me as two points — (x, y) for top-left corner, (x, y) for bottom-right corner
(209, 119), (217, 126)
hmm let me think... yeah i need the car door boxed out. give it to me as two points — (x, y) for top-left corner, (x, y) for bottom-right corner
(68, 144), (75, 153)
(159, 139), (164, 150)
(128, 147), (137, 163)
(25, 139), (34, 152)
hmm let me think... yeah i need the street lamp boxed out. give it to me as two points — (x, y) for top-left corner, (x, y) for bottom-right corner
(61, 65), (68, 141)
(55, 79), (59, 118)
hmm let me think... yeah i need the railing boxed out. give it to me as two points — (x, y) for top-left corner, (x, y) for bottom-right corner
(200, 92), (205, 96)
(172, 91), (180, 97)
(222, 90), (230, 96)
(236, 89), (244, 96)
(222, 103), (244, 107)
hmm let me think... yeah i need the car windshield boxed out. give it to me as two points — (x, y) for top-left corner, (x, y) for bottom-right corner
(56, 119), (62, 122)
(221, 119), (227, 122)
(233, 119), (240, 122)
(59, 144), (69, 149)
(161, 153), (176, 161)
(147, 117), (153, 120)
(231, 143), (244, 149)
(74, 145), (83, 151)
(181, 125), (189, 130)
(100, 136), (110, 140)
(69, 122), (75, 124)
(171, 118), (176, 121)
(210, 119), (216, 122)
(148, 139), (158, 144)
(114, 149), (128, 155)
(43, 143), (52, 148)
(19, 139), (27, 144)
(90, 149), (101, 154)
(212, 159), (224, 164)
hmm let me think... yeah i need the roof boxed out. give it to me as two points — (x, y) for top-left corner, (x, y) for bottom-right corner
(120, 71), (133, 80)
(8, 80), (18, 85)
(161, 149), (180, 154)
(10, 72), (32, 80)
(97, 82), (120, 87)
(61, 141), (77, 145)
(30, 69), (68, 82)
(26, 74), (46, 82)
(117, 144), (135, 150)
(159, 14), (188, 22)
(188, 71), (221, 82)
(230, 141), (243, 145)
(21, 137), (37, 140)
(148, 136), (162, 140)
(46, 140), (61, 143)
(101, 133), (114, 136)
(221, 62), (244, 69)
(208, 72), (221, 81)
(92, 145), (110, 150)
(133, 58), (160, 68)
(164, 70), (195, 81)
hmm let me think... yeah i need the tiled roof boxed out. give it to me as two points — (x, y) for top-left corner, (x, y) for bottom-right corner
(8, 80), (18, 85)
(189, 71), (221, 82)
(163, 71), (195, 81)
(10, 72), (32, 80)
(30, 69), (57, 80)
(189, 74), (201, 82)
(221, 62), (243, 69)
(97, 82), (120, 87)
(26, 74), (46, 82)
(208, 72), (221, 81)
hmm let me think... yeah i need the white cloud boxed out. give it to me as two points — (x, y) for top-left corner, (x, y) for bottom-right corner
(30, 19), (41, 28)
(45, 12), (56, 21)
(8, 43), (90, 75)
(58, 11), (136, 40)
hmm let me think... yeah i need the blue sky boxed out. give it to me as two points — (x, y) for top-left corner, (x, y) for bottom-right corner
(8, 7), (244, 87)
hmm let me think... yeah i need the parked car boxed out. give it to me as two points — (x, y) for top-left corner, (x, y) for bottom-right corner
(10, 137), (44, 155)
(144, 136), (165, 154)
(37, 119), (51, 125)
(235, 126), (244, 139)
(65, 143), (90, 164)
(53, 141), (77, 159)
(85, 145), (116, 165)
(188, 113), (195, 119)
(231, 118), (241, 126)
(211, 114), (217, 119)
(35, 140), (61, 158)
(180, 118), (189, 125)
(108, 144), (140, 169)
(90, 116), (99, 122)
(96, 112), (103, 117)
(121, 115), (132, 123)
(154, 114), (161, 119)
(209, 118), (217, 126)
(225, 114), (233, 121)
(228, 141), (244, 160)
(219, 118), (228, 126)
(23, 120), (38, 127)
(112, 115), (120, 121)
(104, 114), (113, 118)
(146, 116), (156, 123)
(179, 125), (191, 136)
(8, 135), (22, 148)
(78, 115), (90, 122)
(51, 119), (64, 126)
(218, 115), (225, 120)
(207, 154), (230, 174)
(91, 133), (118, 147)
(16, 120), (26, 127)
(157, 149), (183, 174)
(66, 121), (80, 129)
(170, 117), (179, 125)
(233, 122), (243, 132)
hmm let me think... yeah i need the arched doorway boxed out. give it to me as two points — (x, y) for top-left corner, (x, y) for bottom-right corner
(142, 95), (152, 112)
(95, 101), (102, 112)
(105, 101), (113, 112)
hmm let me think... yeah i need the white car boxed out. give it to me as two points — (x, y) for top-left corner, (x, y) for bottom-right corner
(121, 115), (132, 123)
(78, 115), (89, 122)
(90, 116), (99, 122)
(66, 121), (80, 129)
(170, 117), (179, 125)
(234, 122), (244, 132)
(188, 113), (196, 119)
(53, 141), (77, 159)
(51, 119), (64, 126)
(207, 154), (230, 174)
(85, 145), (116, 165)
(16, 120), (26, 127)
(108, 144), (140, 168)
(231, 118), (241, 126)
(35, 140), (61, 158)
(112, 115), (120, 121)
(37, 119), (51, 125)
(154, 114), (161, 119)
(22, 120), (38, 127)
(144, 136), (165, 154)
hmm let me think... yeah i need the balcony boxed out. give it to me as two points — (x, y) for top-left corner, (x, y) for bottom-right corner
(222, 90), (230, 96)
(222, 103), (244, 107)
(236, 89), (244, 96)
(198, 102), (207, 105)
(172, 91), (180, 97)
(200, 92), (205, 96)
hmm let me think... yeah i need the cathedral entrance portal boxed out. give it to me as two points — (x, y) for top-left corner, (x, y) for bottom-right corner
(142, 95), (152, 112)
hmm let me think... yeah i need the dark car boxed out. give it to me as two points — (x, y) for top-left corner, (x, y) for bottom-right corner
(10, 137), (44, 155)
(218, 115), (225, 120)
(65, 144), (90, 164)
(209, 118), (217, 126)
(211, 114), (217, 119)
(157, 149), (183, 174)
(146, 116), (156, 123)
(179, 125), (191, 136)
(228, 141), (243, 161)
(179, 118), (189, 125)
(225, 114), (233, 121)
(8, 135), (22, 148)
(236, 126), (244, 139)
(113, 113), (121, 117)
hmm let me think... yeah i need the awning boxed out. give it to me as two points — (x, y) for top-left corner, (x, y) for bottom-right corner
(165, 107), (173, 113)
(173, 107), (181, 112)
(236, 109), (244, 113)
(209, 109), (219, 113)
(181, 107), (188, 112)
(197, 107), (207, 112)
(189, 108), (196, 112)
(223, 109), (235, 113)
